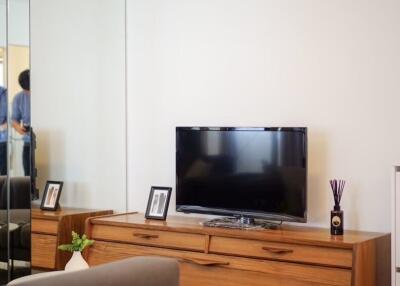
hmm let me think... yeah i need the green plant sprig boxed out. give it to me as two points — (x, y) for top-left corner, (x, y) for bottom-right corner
(58, 231), (94, 252)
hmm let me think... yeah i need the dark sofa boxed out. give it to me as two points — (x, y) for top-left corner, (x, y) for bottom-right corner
(0, 176), (31, 263)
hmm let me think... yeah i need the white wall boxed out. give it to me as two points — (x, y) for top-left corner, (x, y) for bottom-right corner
(127, 0), (400, 232)
(31, 0), (126, 211)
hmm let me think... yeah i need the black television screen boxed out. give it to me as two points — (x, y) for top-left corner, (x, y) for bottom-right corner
(176, 127), (307, 222)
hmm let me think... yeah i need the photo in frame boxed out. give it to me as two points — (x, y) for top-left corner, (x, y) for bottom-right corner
(40, 181), (63, 211)
(145, 186), (172, 220)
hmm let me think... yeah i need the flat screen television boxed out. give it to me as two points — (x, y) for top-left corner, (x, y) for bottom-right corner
(176, 127), (307, 223)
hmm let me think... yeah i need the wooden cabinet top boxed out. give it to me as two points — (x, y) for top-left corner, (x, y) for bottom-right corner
(89, 212), (388, 249)
(32, 205), (113, 220)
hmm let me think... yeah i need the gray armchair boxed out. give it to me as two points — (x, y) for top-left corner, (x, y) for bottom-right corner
(8, 256), (179, 286)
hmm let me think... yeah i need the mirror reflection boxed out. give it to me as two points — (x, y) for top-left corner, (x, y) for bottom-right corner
(0, 0), (31, 283)
(0, 0), (8, 282)
(10, 68), (30, 177)
(0, 61), (5, 176)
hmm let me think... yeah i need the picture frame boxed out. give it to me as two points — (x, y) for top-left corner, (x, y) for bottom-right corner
(145, 186), (172, 220)
(40, 181), (64, 211)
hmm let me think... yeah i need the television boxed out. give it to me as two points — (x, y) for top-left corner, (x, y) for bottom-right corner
(176, 127), (307, 223)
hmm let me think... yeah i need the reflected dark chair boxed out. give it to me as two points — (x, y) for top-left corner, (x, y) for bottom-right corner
(0, 176), (31, 209)
(0, 175), (6, 209)
(9, 177), (31, 209)
(0, 176), (31, 264)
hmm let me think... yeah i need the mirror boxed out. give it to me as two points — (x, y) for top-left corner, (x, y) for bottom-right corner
(0, 0), (31, 283)
(0, 0), (8, 282)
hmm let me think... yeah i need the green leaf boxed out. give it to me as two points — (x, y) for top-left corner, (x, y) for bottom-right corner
(58, 244), (74, 252)
(72, 231), (79, 239)
(58, 232), (95, 252)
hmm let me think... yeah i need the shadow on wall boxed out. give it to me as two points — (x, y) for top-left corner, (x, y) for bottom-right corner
(68, 181), (91, 209)
(307, 129), (360, 230)
(307, 129), (330, 227)
(345, 179), (360, 230)
(35, 129), (93, 208)
(35, 130), (65, 199)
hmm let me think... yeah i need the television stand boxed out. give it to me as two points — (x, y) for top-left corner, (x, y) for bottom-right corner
(202, 216), (282, 230)
(86, 213), (390, 286)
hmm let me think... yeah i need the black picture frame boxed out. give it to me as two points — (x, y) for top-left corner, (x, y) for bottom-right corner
(145, 186), (172, 220)
(40, 181), (64, 211)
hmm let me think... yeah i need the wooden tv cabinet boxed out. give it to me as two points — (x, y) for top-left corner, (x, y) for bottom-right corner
(85, 213), (390, 286)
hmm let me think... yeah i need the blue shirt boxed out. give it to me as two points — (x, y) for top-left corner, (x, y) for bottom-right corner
(0, 87), (7, 143)
(11, 90), (30, 143)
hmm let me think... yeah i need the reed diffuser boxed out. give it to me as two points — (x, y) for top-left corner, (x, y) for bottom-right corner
(329, 179), (345, 235)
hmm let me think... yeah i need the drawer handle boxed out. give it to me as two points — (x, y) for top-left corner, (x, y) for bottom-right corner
(180, 258), (229, 267)
(262, 246), (294, 254)
(133, 233), (159, 240)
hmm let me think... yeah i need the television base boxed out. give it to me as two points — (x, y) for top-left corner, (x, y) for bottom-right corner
(202, 216), (282, 230)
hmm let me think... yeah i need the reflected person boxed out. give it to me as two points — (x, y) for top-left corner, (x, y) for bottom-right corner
(0, 86), (7, 175)
(11, 69), (31, 176)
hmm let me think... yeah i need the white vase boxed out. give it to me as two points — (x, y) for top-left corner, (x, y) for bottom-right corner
(65, 251), (89, 271)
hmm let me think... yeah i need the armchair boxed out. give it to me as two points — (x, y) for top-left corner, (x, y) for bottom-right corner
(8, 256), (179, 286)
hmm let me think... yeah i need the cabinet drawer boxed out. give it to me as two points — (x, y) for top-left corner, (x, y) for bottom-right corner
(209, 236), (352, 268)
(88, 241), (351, 286)
(32, 219), (58, 235)
(91, 225), (205, 252)
(180, 260), (349, 286)
(32, 233), (57, 269)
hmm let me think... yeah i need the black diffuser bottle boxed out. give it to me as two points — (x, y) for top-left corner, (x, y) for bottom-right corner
(331, 205), (344, 235)
(329, 179), (345, 236)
